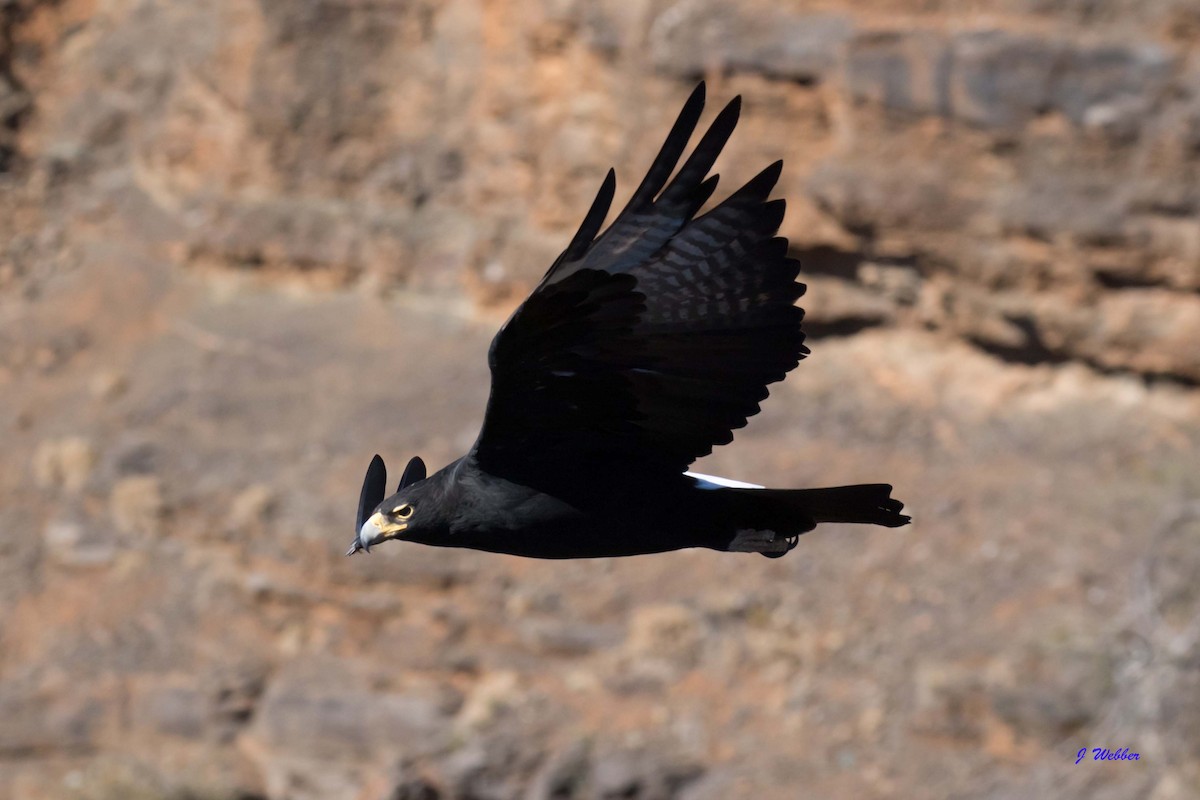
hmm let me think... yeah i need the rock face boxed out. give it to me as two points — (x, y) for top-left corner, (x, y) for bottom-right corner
(5, 0), (1200, 382)
(2, 2), (1200, 800)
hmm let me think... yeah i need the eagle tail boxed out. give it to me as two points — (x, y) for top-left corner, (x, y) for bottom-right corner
(783, 484), (910, 526)
(719, 484), (910, 558)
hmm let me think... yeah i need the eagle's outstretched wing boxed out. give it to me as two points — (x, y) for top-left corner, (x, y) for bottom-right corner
(470, 83), (808, 501)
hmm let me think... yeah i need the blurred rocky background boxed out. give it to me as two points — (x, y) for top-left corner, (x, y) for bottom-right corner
(1, 1), (1199, 798)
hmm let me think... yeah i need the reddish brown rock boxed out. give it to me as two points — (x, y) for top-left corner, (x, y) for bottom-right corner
(2, 3), (1200, 800)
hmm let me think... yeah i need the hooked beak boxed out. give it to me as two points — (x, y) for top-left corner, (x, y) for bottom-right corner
(346, 512), (406, 556)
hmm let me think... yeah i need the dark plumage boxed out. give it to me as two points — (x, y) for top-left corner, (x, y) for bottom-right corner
(347, 83), (909, 560)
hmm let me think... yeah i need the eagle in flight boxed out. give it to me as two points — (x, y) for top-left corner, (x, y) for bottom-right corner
(347, 83), (909, 560)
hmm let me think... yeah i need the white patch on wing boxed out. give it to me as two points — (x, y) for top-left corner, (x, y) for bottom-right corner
(685, 471), (764, 490)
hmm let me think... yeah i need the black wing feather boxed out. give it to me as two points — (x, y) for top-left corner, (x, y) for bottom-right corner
(620, 82), (707, 214)
(356, 455), (387, 532)
(552, 169), (616, 271)
(397, 456), (427, 491)
(655, 95), (740, 213)
(471, 84), (808, 501)
(348, 454), (387, 554)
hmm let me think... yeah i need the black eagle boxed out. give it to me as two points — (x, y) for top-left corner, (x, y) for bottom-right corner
(348, 83), (909, 560)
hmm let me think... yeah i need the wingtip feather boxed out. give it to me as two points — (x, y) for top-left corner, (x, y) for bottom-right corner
(557, 168), (617, 267)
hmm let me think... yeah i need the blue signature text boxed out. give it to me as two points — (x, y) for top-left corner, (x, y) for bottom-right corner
(1075, 747), (1140, 764)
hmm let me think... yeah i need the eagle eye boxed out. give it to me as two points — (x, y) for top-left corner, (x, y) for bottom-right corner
(392, 503), (414, 519)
